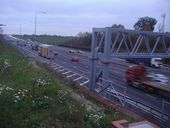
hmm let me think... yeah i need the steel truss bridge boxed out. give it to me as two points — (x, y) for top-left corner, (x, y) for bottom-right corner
(89, 28), (170, 127)
(90, 27), (170, 92)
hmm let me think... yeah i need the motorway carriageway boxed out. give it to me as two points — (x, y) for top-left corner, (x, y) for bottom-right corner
(8, 39), (170, 127)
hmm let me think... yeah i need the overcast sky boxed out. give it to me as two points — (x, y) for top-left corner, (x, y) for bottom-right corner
(1, 0), (170, 36)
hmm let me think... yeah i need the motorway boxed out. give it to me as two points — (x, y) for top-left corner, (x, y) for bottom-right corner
(5, 36), (170, 127)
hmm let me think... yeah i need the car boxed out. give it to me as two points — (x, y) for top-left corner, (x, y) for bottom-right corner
(54, 52), (58, 56)
(147, 73), (169, 85)
(71, 56), (80, 62)
(77, 50), (83, 54)
(69, 50), (75, 53)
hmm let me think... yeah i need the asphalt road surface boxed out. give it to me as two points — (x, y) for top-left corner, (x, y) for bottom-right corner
(5, 35), (170, 127)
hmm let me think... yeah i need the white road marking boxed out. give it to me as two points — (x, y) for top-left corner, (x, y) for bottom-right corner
(54, 67), (62, 70)
(145, 94), (157, 99)
(73, 76), (83, 82)
(62, 71), (71, 75)
(19, 46), (38, 57)
(80, 79), (89, 86)
(67, 73), (77, 78)
(57, 68), (65, 72)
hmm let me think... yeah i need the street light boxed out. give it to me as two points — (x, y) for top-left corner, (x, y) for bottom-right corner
(34, 11), (46, 41)
(161, 13), (166, 33)
(20, 24), (22, 35)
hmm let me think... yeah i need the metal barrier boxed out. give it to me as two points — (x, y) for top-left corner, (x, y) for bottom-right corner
(95, 78), (170, 126)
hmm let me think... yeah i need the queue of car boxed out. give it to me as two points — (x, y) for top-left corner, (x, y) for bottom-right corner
(16, 38), (82, 63)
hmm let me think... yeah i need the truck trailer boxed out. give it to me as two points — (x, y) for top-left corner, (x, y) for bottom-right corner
(126, 58), (162, 68)
(39, 44), (54, 59)
(125, 65), (170, 98)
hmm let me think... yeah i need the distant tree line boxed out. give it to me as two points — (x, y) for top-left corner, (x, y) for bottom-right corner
(14, 34), (71, 45)
(59, 32), (92, 50)
(62, 16), (159, 50)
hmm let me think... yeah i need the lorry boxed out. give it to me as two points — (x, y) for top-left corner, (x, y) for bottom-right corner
(39, 44), (54, 59)
(126, 58), (162, 68)
(125, 65), (170, 98)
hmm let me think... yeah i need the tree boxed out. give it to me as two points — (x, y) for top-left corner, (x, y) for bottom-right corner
(134, 16), (157, 31)
(112, 24), (125, 29)
(0, 24), (5, 35)
(76, 32), (92, 46)
(0, 27), (3, 34)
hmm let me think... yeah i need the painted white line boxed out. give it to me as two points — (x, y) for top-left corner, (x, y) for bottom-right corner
(126, 99), (136, 106)
(18, 46), (38, 57)
(52, 65), (60, 68)
(73, 76), (83, 82)
(57, 68), (65, 72)
(137, 104), (151, 112)
(56, 67), (64, 70)
(110, 66), (126, 72)
(51, 64), (58, 67)
(67, 73), (77, 78)
(145, 94), (157, 100)
(62, 71), (71, 75)
(80, 79), (89, 86)
(54, 67), (62, 70)
(95, 88), (101, 93)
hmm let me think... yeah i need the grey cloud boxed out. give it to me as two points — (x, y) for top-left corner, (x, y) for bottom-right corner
(1, 0), (170, 35)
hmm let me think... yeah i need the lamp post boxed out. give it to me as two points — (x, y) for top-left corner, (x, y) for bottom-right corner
(34, 11), (46, 41)
(161, 13), (166, 33)
(20, 24), (22, 35)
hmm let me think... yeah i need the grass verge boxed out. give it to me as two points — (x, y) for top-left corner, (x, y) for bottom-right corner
(0, 39), (135, 128)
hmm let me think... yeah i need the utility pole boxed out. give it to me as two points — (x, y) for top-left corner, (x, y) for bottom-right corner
(34, 11), (46, 42)
(161, 13), (166, 33)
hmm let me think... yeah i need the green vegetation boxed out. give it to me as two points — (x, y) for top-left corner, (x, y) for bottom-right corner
(134, 16), (157, 31)
(0, 39), (134, 128)
(14, 35), (72, 45)
(112, 24), (125, 29)
(60, 32), (92, 50)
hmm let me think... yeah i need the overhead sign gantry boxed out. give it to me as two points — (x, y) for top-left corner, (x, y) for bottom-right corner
(89, 27), (170, 94)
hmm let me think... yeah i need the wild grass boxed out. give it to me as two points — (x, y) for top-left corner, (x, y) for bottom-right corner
(0, 39), (135, 128)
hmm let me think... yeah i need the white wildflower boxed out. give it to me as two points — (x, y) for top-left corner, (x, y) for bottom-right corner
(4, 59), (11, 68)
(6, 87), (14, 91)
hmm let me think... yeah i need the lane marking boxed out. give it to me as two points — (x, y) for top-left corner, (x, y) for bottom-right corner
(67, 73), (77, 78)
(54, 67), (62, 70)
(73, 76), (83, 82)
(17, 46), (38, 57)
(58, 68), (65, 72)
(145, 94), (157, 100)
(80, 79), (89, 86)
(62, 71), (71, 75)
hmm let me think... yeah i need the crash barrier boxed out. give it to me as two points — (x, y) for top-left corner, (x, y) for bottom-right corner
(95, 78), (170, 127)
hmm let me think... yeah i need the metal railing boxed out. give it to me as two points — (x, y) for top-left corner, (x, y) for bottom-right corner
(95, 78), (170, 127)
